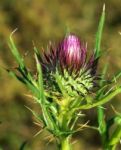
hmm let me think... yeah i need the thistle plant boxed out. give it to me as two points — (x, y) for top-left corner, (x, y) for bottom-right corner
(8, 5), (121, 150)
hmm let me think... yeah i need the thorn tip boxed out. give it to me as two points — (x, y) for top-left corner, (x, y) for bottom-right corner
(10, 28), (18, 38)
(103, 3), (105, 12)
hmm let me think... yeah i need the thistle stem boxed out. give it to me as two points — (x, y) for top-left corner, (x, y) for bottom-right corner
(59, 136), (71, 150)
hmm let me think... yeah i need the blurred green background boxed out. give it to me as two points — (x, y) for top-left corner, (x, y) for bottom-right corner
(0, 0), (121, 149)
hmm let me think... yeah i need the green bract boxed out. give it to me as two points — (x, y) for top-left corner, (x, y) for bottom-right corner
(55, 68), (93, 97)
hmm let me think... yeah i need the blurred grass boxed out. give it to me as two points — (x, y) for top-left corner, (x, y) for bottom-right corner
(0, 0), (121, 149)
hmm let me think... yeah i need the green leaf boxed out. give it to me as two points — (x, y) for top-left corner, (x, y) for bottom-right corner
(107, 116), (121, 132)
(8, 69), (40, 97)
(19, 141), (27, 150)
(79, 86), (121, 110)
(9, 29), (25, 70)
(94, 4), (105, 59)
(24, 79), (40, 98)
(100, 63), (108, 87)
(35, 53), (45, 103)
(111, 70), (121, 83)
(108, 126), (121, 146)
(25, 106), (44, 123)
(97, 63), (108, 135)
(7, 70), (26, 84)
(35, 54), (58, 131)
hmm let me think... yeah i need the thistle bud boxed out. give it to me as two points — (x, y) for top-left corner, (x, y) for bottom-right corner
(59, 34), (87, 71)
(39, 34), (99, 97)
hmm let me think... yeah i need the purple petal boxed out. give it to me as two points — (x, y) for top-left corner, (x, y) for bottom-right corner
(58, 34), (87, 71)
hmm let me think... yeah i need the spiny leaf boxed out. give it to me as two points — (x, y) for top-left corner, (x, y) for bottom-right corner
(24, 80), (40, 98)
(9, 29), (25, 69)
(7, 69), (26, 84)
(79, 86), (121, 110)
(35, 53), (45, 103)
(35, 54), (57, 131)
(25, 106), (45, 123)
(9, 71), (41, 99)
(94, 4), (105, 59)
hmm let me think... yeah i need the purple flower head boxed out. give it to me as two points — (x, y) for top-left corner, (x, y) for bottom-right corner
(59, 34), (87, 71)
(39, 34), (99, 97)
(39, 34), (98, 76)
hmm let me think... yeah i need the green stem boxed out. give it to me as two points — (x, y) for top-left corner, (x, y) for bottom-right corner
(103, 144), (116, 150)
(97, 106), (107, 148)
(59, 137), (71, 150)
